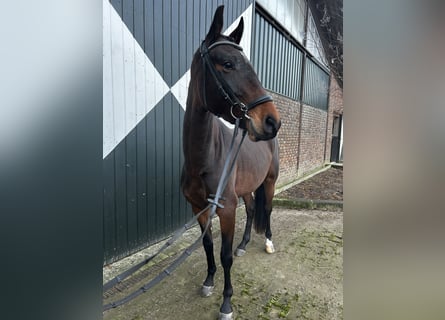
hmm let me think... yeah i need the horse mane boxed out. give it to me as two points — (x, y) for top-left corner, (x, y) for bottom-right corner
(189, 51), (206, 109)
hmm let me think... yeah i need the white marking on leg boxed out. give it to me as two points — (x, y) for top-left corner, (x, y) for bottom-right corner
(219, 311), (233, 320)
(202, 285), (214, 297)
(235, 248), (246, 257)
(265, 238), (275, 254)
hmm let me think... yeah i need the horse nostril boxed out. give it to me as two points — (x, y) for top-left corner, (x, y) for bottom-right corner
(265, 116), (278, 134)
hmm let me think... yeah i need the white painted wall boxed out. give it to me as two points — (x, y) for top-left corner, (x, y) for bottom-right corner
(103, 0), (169, 158)
(256, 0), (328, 66)
(256, 0), (306, 43)
(104, 2), (254, 157)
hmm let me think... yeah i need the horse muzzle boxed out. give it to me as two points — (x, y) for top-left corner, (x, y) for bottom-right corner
(246, 100), (281, 141)
(246, 114), (281, 141)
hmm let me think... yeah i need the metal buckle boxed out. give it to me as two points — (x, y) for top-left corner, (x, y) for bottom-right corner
(230, 103), (251, 120)
(240, 103), (251, 120)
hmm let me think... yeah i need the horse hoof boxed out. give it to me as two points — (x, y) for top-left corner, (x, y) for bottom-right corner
(265, 238), (275, 254)
(234, 248), (246, 256)
(202, 285), (214, 297)
(218, 311), (233, 320)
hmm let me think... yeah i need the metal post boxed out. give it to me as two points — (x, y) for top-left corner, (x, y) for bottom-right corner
(296, 0), (310, 175)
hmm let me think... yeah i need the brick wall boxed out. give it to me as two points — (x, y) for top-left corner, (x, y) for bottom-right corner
(298, 104), (328, 176)
(271, 92), (300, 188)
(268, 73), (343, 189)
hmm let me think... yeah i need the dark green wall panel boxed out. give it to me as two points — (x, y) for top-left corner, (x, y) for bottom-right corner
(104, 0), (253, 264)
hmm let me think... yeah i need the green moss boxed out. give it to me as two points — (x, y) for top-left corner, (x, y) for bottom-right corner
(261, 292), (293, 318)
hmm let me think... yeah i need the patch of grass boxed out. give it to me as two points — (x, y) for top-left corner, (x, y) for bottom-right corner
(273, 198), (343, 211)
(233, 227), (342, 319)
(237, 275), (254, 297)
(261, 292), (292, 318)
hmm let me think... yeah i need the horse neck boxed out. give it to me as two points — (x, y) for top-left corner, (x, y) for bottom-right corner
(183, 102), (220, 173)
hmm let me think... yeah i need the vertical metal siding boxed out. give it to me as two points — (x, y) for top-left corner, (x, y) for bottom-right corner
(104, 0), (254, 264)
(267, 18), (273, 90)
(302, 57), (329, 110)
(259, 15), (266, 86)
(252, 11), (259, 71)
(291, 45), (297, 98)
(256, 15), (263, 84)
(278, 30), (284, 93)
(275, 25), (280, 93)
(262, 16), (269, 89)
(253, 7), (329, 110)
(284, 39), (290, 97)
(252, 10), (304, 101)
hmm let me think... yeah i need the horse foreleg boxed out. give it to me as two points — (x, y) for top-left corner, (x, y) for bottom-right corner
(264, 178), (276, 254)
(218, 206), (236, 319)
(235, 194), (254, 256)
(196, 207), (217, 297)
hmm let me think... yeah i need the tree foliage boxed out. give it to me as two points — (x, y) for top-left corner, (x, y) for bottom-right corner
(309, 0), (343, 88)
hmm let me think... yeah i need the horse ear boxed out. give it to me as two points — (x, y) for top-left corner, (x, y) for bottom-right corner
(229, 18), (244, 44)
(205, 5), (224, 45)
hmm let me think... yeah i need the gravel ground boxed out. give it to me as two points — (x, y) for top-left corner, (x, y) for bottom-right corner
(103, 166), (343, 320)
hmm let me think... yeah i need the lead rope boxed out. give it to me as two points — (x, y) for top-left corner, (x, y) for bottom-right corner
(103, 120), (246, 312)
(103, 203), (211, 292)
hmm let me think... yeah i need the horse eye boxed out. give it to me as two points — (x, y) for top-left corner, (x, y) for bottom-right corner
(223, 61), (234, 70)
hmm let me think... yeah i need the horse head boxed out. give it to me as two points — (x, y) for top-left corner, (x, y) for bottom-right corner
(192, 5), (281, 141)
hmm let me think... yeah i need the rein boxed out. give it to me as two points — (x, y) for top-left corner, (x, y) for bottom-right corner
(103, 118), (247, 312)
(200, 40), (273, 120)
(103, 39), (263, 312)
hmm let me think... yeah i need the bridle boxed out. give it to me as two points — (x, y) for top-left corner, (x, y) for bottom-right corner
(200, 40), (273, 120)
(103, 39), (272, 312)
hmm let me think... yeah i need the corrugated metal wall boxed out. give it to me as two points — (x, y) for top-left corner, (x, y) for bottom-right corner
(252, 11), (304, 100)
(252, 6), (329, 111)
(303, 57), (330, 110)
(103, 0), (253, 264)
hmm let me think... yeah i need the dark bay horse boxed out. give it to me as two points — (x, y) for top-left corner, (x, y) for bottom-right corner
(181, 6), (281, 320)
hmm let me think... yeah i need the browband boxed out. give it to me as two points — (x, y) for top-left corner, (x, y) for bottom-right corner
(207, 40), (243, 51)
